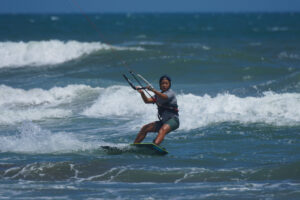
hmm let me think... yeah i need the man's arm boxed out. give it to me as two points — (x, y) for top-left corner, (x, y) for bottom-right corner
(137, 88), (156, 103)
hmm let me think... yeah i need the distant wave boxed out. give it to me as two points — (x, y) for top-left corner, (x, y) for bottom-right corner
(278, 51), (300, 60)
(267, 26), (289, 32)
(122, 41), (164, 46)
(0, 40), (143, 68)
(50, 16), (60, 21)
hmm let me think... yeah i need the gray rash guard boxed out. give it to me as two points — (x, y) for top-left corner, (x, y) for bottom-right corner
(155, 89), (179, 123)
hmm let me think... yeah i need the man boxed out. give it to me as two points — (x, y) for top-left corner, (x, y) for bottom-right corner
(134, 75), (179, 145)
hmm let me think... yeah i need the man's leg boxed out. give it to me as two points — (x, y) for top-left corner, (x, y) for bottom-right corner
(153, 124), (171, 145)
(134, 122), (156, 143)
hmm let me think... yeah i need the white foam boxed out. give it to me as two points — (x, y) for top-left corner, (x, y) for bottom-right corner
(0, 122), (98, 153)
(3, 84), (300, 130)
(122, 41), (164, 46)
(278, 51), (300, 60)
(0, 84), (101, 124)
(267, 26), (289, 32)
(0, 40), (143, 68)
(50, 16), (59, 21)
(0, 84), (95, 106)
(0, 108), (71, 125)
(82, 85), (156, 120)
(83, 87), (300, 130)
(179, 92), (300, 130)
(138, 41), (164, 46)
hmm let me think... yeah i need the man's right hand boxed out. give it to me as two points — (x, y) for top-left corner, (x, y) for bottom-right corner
(136, 86), (143, 94)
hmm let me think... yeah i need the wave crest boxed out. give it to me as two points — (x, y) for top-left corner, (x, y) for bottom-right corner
(0, 40), (143, 68)
(83, 88), (300, 130)
(0, 84), (101, 124)
(2, 84), (300, 129)
(0, 122), (98, 153)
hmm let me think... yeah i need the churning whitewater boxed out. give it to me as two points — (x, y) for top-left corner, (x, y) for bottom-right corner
(1, 84), (300, 128)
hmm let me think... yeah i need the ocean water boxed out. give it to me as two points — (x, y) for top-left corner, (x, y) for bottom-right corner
(0, 13), (300, 199)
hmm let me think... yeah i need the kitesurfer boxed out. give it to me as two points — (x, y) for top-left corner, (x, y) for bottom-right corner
(134, 75), (179, 145)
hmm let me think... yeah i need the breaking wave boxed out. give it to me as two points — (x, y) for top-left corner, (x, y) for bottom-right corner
(0, 40), (143, 68)
(2, 84), (300, 130)
(0, 84), (101, 124)
(83, 86), (300, 130)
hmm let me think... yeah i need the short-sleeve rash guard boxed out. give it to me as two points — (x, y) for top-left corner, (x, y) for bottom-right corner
(155, 89), (179, 123)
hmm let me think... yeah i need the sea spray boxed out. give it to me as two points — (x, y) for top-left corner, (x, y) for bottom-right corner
(2, 84), (300, 128)
(0, 122), (103, 153)
(83, 87), (300, 130)
(0, 84), (101, 124)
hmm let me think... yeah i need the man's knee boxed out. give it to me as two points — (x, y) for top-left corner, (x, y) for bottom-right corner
(141, 123), (153, 132)
(159, 124), (171, 135)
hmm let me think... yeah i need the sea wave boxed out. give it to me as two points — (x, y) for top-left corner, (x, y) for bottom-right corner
(0, 84), (101, 124)
(82, 86), (155, 119)
(83, 86), (300, 130)
(2, 84), (300, 129)
(1, 158), (300, 182)
(178, 92), (300, 130)
(0, 122), (101, 153)
(267, 26), (289, 32)
(278, 51), (300, 60)
(0, 40), (143, 68)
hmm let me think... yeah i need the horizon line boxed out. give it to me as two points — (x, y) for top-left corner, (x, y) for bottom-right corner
(1, 11), (299, 15)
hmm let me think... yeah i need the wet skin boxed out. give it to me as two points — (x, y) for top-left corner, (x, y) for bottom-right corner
(134, 78), (172, 145)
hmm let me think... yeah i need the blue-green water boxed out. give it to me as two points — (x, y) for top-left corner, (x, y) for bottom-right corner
(0, 13), (300, 199)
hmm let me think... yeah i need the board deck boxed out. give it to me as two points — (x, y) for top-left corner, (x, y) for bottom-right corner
(101, 143), (168, 155)
(131, 143), (168, 155)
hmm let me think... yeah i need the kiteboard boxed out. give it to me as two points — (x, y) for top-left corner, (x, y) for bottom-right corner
(101, 143), (168, 155)
(131, 143), (168, 155)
